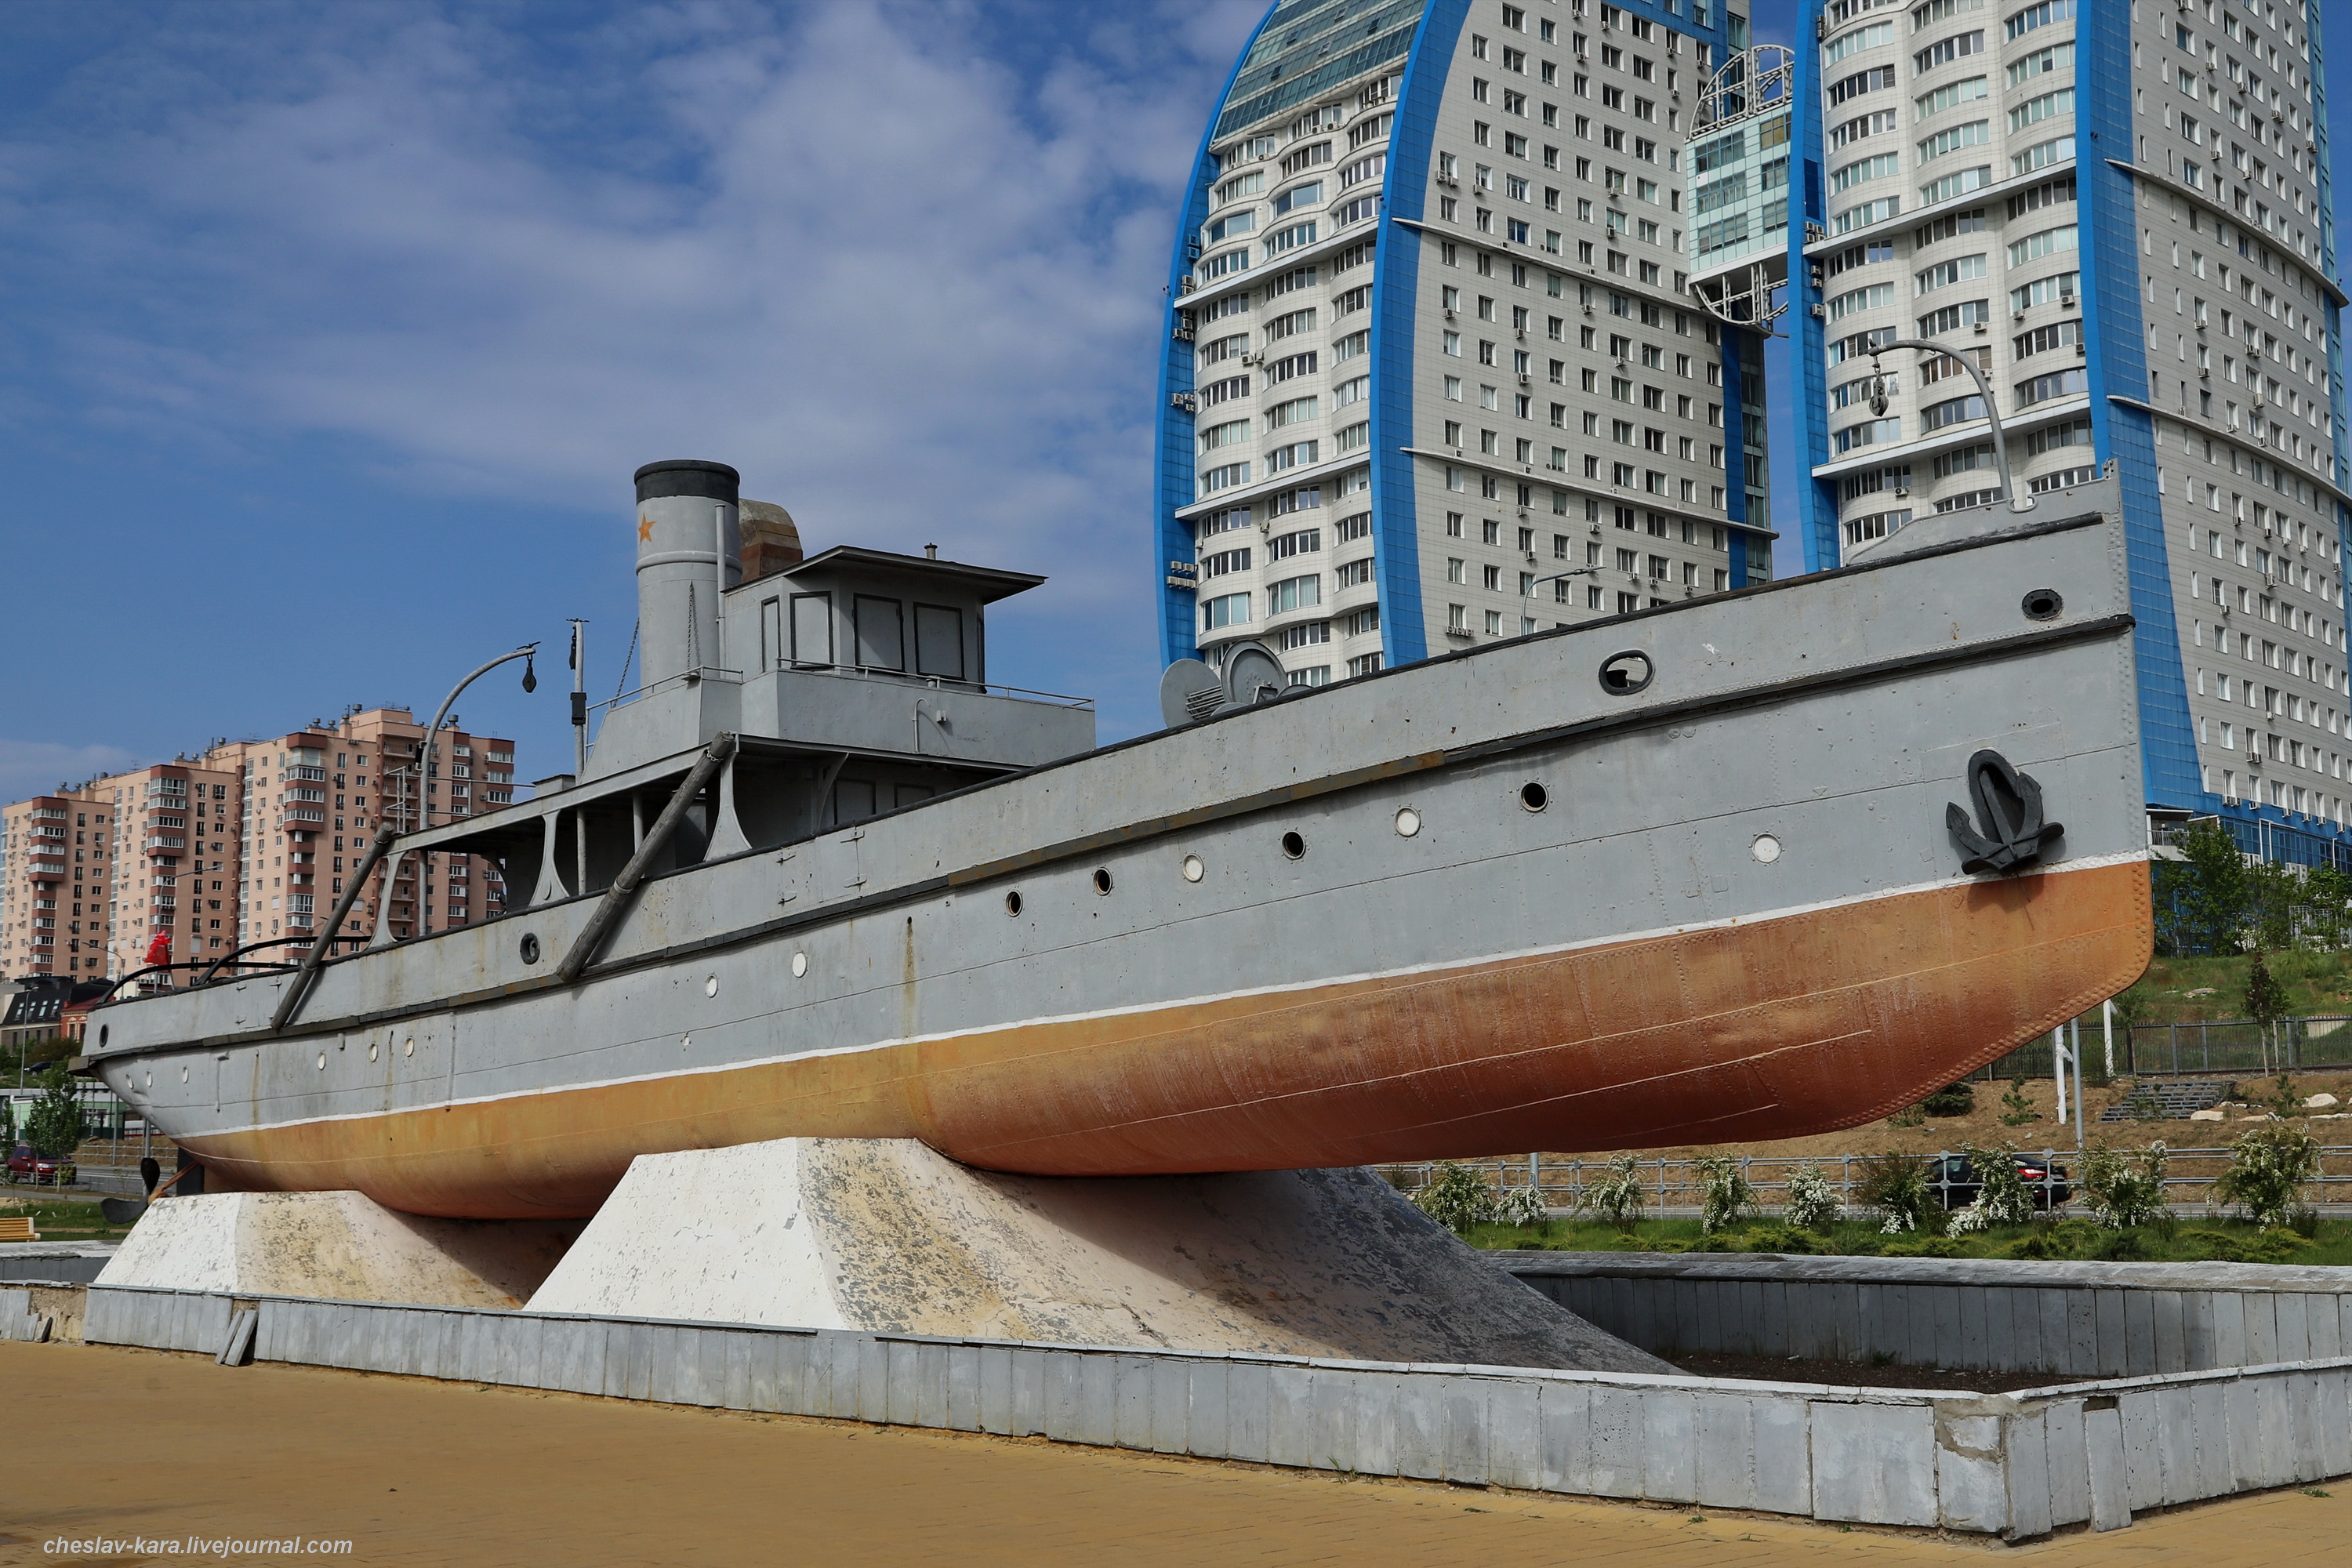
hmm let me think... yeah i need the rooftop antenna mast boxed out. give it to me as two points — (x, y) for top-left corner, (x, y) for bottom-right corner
(568, 619), (589, 775)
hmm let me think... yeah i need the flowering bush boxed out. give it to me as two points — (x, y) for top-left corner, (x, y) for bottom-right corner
(1410, 1162), (1494, 1234)
(2080, 1141), (2169, 1229)
(1696, 1154), (1758, 1234)
(1967, 1147), (2041, 1228)
(2212, 1123), (2321, 1228)
(1782, 1163), (1842, 1229)
(1492, 1184), (1549, 1226)
(1576, 1154), (1647, 1230)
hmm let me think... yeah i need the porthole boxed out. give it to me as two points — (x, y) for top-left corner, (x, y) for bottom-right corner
(1092, 868), (1114, 895)
(368, 1043), (379, 1063)
(1280, 830), (1306, 859)
(1751, 833), (1783, 864)
(1181, 855), (1204, 883)
(100, 1025), (109, 1047)
(316, 1052), (327, 1070)
(2021, 587), (2063, 622)
(404, 1039), (415, 1058)
(1004, 891), (1024, 917)
(704, 975), (719, 998)
(1394, 807), (1421, 837)
(181, 1065), (189, 1083)
(1519, 782), (1549, 813)
(1599, 649), (1654, 695)
(518, 932), (542, 964)
(791, 951), (808, 978)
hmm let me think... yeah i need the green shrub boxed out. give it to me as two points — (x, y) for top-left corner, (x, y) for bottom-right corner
(1998, 1077), (2041, 1127)
(2091, 1229), (2151, 1261)
(1857, 1153), (1936, 1234)
(2002, 1232), (2064, 1259)
(1886, 1104), (1926, 1128)
(1948, 1146), (2037, 1233)
(2080, 1141), (2169, 1229)
(1695, 1154), (1757, 1234)
(23, 1067), (83, 1161)
(1410, 1162), (1494, 1234)
(1920, 1082), (1976, 1117)
(1738, 1222), (1823, 1255)
(1575, 1154), (1647, 1231)
(1492, 1185), (1548, 1227)
(1882, 1236), (1963, 1258)
(2212, 1123), (2322, 1227)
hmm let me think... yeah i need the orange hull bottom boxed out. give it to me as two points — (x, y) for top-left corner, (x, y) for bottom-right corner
(182, 858), (2152, 1218)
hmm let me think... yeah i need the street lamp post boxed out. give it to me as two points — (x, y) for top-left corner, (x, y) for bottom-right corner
(1521, 567), (1604, 633)
(1862, 338), (2036, 516)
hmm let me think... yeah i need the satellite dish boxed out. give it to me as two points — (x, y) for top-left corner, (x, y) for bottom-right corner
(1222, 643), (1288, 708)
(1159, 659), (1228, 728)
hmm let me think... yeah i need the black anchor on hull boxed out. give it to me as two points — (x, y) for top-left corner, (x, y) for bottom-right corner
(1947, 750), (2063, 874)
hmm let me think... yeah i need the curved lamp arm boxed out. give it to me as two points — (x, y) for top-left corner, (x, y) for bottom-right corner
(1866, 338), (2034, 514)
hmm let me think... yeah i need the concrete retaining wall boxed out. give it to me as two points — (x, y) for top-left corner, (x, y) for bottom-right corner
(79, 1283), (2350, 1537)
(1501, 1253), (2352, 1380)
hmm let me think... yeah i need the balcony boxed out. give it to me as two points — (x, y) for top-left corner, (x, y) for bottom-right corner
(278, 807), (328, 829)
(143, 835), (187, 851)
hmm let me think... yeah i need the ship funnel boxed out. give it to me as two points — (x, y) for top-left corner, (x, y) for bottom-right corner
(633, 459), (742, 687)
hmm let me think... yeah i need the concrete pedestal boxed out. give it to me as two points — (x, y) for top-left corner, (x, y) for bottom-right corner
(95, 1191), (575, 1309)
(521, 1137), (1668, 1373)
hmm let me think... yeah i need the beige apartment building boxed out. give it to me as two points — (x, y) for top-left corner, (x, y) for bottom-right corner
(1, 707), (519, 986)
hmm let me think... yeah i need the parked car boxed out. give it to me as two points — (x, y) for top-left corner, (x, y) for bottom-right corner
(1929, 1152), (2071, 1210)
(5, 1143), (74, 1186)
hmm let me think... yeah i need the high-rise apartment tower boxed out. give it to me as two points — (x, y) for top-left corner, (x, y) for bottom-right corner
(1157, 0), (1778, 688)
(1789, 0), (2350, 858)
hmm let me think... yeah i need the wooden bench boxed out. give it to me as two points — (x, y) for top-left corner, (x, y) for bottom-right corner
(0, 1217), (38, 1243)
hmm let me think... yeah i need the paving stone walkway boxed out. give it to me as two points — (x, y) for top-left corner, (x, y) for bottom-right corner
(0, 1341), (2342, 1566)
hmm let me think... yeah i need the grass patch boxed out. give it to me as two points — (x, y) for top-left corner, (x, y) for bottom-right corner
(0, 1194), (138, 1242)
(1465, 1214), (2352, 1265)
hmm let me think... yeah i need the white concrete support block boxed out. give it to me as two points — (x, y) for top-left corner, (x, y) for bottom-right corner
(1933, 1403), (2010, 1534)
(2005, 1409), (2054, 1540)
(1810, 1402), (1937, 1527)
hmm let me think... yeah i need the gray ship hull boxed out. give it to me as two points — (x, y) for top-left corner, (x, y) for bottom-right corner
(85, 504), (2152, 1218)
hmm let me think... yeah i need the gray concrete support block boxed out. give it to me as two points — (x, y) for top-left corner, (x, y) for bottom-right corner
(2189, 1378), (2232, 1500)
(916, 1341), (951, 1429)
(1737, 1280), (1766, 1357)
(1638, 1386), (1696, 1504)
(1351, 1371), (1403, 1479)
(1185, 1359), (1229, 1461)
(2084, 1406), (2132, 1531)
(1486, 1378), (1541, 1493)
(1955, 1286), (1987, 1371)
(1076, 1354), (1116, 1448)
(1309, 1365), (1359, 1473)
(2249, 1376), (2292, 1489)
(975, 1343), (1012, 1435)
(1929, 1287), (1961, 1372)
(2066, 1290), (2099, 1379)
(1760, 1282), (1791, 1360)
(2214, 1292), (2249, 1367)
(1112, 1354), (1155, 1452)
(2118, 1390), (2161, 1513)
(1691, 1390), (1756, 1510)
(882, 1339), (919, 1425)
(2042, 1399), (2090, 1527)
(2152, 1385), (2198, 1506)
(855, 1335), (891, 1425)
(2183, 1292), (2218, 1370)
(945, 1342), (982, 1433)
(2004, 1410), (2053, 1541)
(1043, 1350), (1083, 1442)
(1225, 1362), (1270, 1464)
(1585, 1385), (1645, 1497)
(1676, 1279), (1707, 1354)
(2307, 1298), (2343, 1359)
(2316, 1368), (2352, 1479)
(2273, 1294), (2310, 1362)
(1629, 1276), (1661, 1352)
(2037, 1288), (2071, 1377)
(1809, 1402), (1936, 1527)
(2223, 1376), (2261, 1490)
(2284, 1372), (2321, 1484)
(1265, 1363), (1312, 1469)
(1755, 1393), (1811, 1515)
(2092, 1290), (2126, 1379)
(1933, 1409), (2009, 1534)
(1442, 1377), (1490, 1487)
(2244, 1294), (2278, 1368)
(2122, 1291), (2156, 1377)
(2151, 1291), (2186, 1374)
(1147, 1356), (1189, 1455)
(720, 1330), (754, 1410)
(1392, 1374), (1446, 1481)
(1537, 1379), (1592, 1496)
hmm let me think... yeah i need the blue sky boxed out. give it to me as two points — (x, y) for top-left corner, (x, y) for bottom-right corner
(0, 0), (2347, 793)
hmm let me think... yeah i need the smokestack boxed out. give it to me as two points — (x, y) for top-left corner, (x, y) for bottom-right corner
(739, 499), (803, 582)
(633, 459), (741, 686)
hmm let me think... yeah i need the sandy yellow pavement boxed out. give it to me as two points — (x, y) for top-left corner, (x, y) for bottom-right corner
(0, 1341), (2343, 1566)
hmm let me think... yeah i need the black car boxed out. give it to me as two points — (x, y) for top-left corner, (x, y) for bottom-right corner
(1929, 1153), (2071, 1210)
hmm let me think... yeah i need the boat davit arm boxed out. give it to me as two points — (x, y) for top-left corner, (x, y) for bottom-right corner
(268, 819), (401, 1034)
(556, 732), (739, 984)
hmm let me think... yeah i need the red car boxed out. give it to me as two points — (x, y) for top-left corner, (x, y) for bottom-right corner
(5, 1143), (74, 1186)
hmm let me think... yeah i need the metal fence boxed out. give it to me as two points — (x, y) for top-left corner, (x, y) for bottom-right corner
(1971, 1014), (2352, 1081)
(1374, 1145), (2352, 1215)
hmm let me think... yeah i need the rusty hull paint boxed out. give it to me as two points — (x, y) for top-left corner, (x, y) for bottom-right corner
(175, 858), (2151, 1218)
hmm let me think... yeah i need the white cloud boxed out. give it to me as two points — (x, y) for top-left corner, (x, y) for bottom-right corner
(5, 0), (1266, 735)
